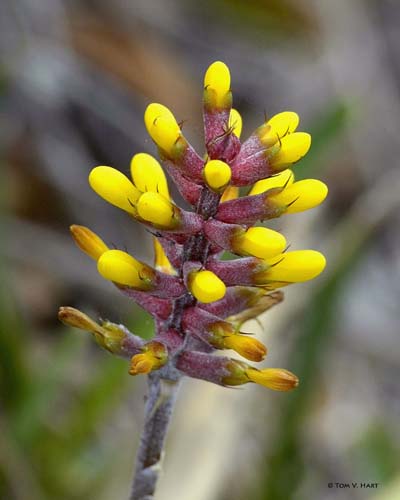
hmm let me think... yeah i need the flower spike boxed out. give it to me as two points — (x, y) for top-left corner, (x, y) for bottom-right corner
(63, 62), (330, 490)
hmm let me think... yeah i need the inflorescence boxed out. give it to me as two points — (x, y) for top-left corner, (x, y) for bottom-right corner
(59, 61), (328, 391)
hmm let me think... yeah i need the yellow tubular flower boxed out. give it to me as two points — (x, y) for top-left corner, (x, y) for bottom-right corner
(229, 108), (242, 138)
(232, 227), (287, 259)
(153, 237), (176, 275)
(221, 185), (239, 202)
(203, 159), (232, 192)
(249, 169), (294, 196)
(97, 250), (154, 289)
(270, 132), (312, 169)
(144, 103), (182, 155)
(263, 250), (326, 283)
(137, 192), (176, 228)
(130, 153), (170, 199)
(189, 270), (226, 303)
(70, 225), (109, 261)
(89, 166), (140, 215)
(204, 61), (231, 108)
(258, 111), (299, 147)
(224, 334), (267, 362)
(269, 179), (328, 214)
(246, 367), (299, 391)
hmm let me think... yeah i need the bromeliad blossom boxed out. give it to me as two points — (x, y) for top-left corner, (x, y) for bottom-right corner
(59, 61), (327, 499)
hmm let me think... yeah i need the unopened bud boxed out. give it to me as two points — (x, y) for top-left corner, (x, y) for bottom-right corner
(203, 159), (231, 192)
(188, 270), (226, 303)
(97, 249), (155, 290)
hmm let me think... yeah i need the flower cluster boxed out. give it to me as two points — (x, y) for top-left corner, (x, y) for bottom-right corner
(59, 61), (327, 391)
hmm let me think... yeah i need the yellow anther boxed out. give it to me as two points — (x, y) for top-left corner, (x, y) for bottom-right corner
(203, 159), (232, 192)
(221, 185), (239, 202)
(249, 169), (294, 196)
(204, 61), (231, 108)
(246, 367), (299, 391)
(153, 237), (176, 275)
(89, 166), (140, 215)
(232, 227), (287, 259)
(130, 153), (170, 199)
(189, 270), (226, 303)
(137, 192), (176, 228)
(229, 108), (242, 138)
(144, 103), (182, 155)
(97, 249), (154, 289)
(70, 225), (109, 261)
(270, 132), (311, 169)
(224, 334), (267, 362)
(263, 250), (326, 283)
(269, 179), (328, 214)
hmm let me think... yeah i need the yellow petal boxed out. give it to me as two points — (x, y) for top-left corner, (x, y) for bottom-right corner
(130, 153), (170, 199)
(204, 61), (231, 108)
(221, 185), (239, 202)
(264, 250), (326, 283)
(269, 179), (328, 214)
(97, 249), (153, 289)
(137, 192), (175, 228)
(203, 159), (232, 191)
(70, 225), (109, 261)
(189, 270), (226, 303)
(233, 227), (287, 259)
(89, 166), (140, 214)
(153, 237), (176, 275)
(249, 169), (294, 196)
(270, 132), (311, 169)
(229, 108), (242, 138)
(246, 367), (299, 391)
(267, 111), (299, 137)
(224, 334), (267, 362)
(144, 103), (181, 154)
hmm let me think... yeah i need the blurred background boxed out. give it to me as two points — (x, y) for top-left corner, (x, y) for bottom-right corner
(1, 0), (400, 499)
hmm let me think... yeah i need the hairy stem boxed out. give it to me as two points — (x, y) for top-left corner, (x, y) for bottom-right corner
(130, 187), (220, 499)
(130, 374), (181, 500)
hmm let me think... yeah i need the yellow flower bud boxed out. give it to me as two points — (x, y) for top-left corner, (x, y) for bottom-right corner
(269, 179), (328, 214)
(130, 153), (170, 199)
(204, 61), (231, 108)
(262, 250), (326, 283)
(232, 226), (287, 259)
(220, 185), (239, 202)
(188, 270), (226, 303)
(89, 166), (140, 215)
(70, 225), (109, 261)
(144, 103), (183, 155)
(129, 353), (154, 375)
(246, 367), (299, 391)
(224, 334), (267, 362)
(203, 159), (232, 191)
(97, 249), (154, 289)
(137, 192), (176, 228)
(229, 108), (242, 138)
(153, 237), (176, 275)
(270, 132), (311, 169)
(249, 169), (294, 196)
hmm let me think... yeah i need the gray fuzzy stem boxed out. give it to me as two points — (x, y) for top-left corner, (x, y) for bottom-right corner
(130, 374), (181, 500)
